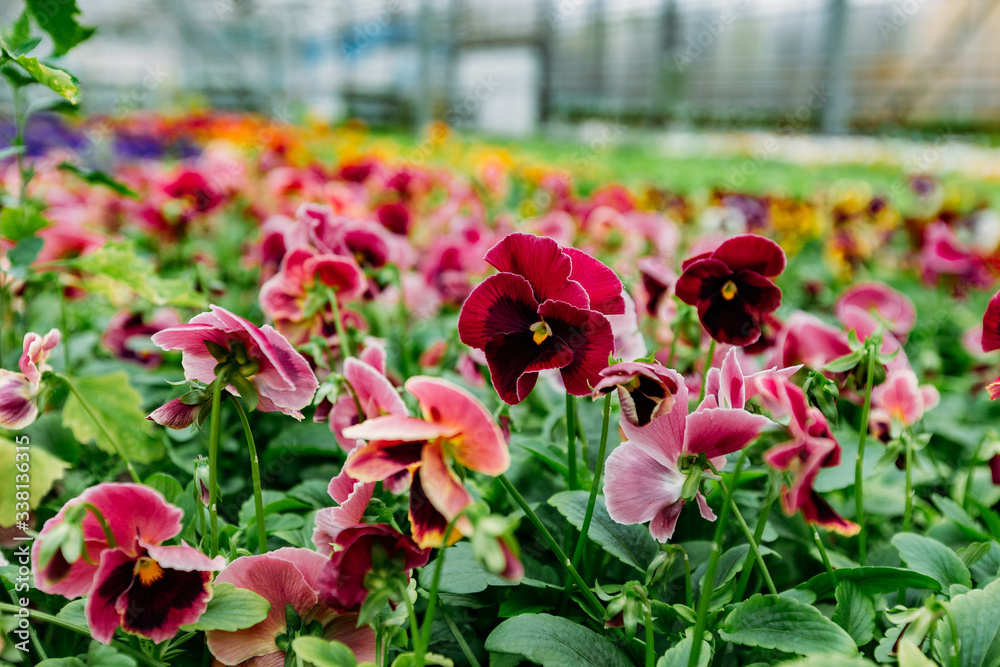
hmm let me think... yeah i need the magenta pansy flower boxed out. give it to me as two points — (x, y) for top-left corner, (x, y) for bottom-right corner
(834, 282), (916, 338)
(207, 548), (375, 666)
(343, 376), (508, 547)
(981, 290), (1000, 399)
(313, 445), (376, 557)
(592, 361), (680, 427)
(259, 246), (366, 323)
(603, 365), (771, 542)
(149, 304), (318, 422)
(675, 234), (786, 346)
(328, 356), (407, 451)
(870, 369), (939, 433)
(102, 309), (182, 368)
(458, 232), (623, 404)
(32, 483), (225, 644)
(756, 376), (859, 536)
(0, 329), (61, 430)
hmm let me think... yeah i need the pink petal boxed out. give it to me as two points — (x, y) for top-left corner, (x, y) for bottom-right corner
(683, 408), (771, 459)
(0, 370), (39, 430)
(75, 483), (183, 556)
(419, 440), (474, 521)
(717, 348), (746, 409)
(603, 443), (685, 542)
(86, 549), (135, 644)
(343, 358), (406, 418)
(313, 482), (374, 557)
(147, 397), (200, 430)
(322, 615), (377, 664)
(342, 439), (424, 482)
(342, 415), (457, 442)
(142, 543), (226, 572)
(649, 503), (684, 542)
(835, 282), (916, 337)
(619, 367), (689, 467)
(405, 376), (509, 475)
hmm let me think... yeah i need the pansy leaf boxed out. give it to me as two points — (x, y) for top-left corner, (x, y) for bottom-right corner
(832, 581), (876, 646)
(892, 533), (972, 590)
(932, 578), (1000, 667)
(796, 566), (941, 600)
(719, 594), (857, 656)
(656, 630), (712, 667)
(180, 582), (270, 632)
(0, 437), (69, 525)
(25, 0), (96, 56)
(485, 613), (632, 667)
(549, 490), (658, 572)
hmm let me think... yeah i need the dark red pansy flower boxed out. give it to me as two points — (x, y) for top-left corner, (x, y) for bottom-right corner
(318, 523), (429, 613)
(675, 234), (786, 346)
(458, 233), (624, 405)
(981, 290), (1000, 399)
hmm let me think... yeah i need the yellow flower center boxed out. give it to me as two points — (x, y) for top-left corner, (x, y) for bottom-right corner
(134, 557), (164, 586)
(721, 280), (738, 301)
(530, 320), (552, 345)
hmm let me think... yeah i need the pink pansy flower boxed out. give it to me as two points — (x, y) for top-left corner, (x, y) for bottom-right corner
(329, 356), (407, 452)
(981, 290), (1000, 399)
(32, 483), (225, 644)
(920, 221), (992, 289)
(592, 361), (680, 427)
(604, 366), (771, 542)
(772, 312), (852, 371)
(835, 282), (916, 339)
(0, 329), (61, 430)
(102, 309), (182, 368)
(149, 305), (318, 422)
(870, 369), (940, 435)
(313, 447), (376, 557)
(207, 548), (375, 666)
(702, 347), (801, 412)
(458, 233), (623, 405)
(343, 377), (508, 548)
(756, 377), (860, 536)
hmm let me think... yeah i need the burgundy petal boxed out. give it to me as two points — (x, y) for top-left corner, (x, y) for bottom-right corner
(675, 259), (731, 306)
(698, 294), (761, 346)
(983, 290), (1000, 352)
(539, 300), (615, 396)
(563, 247), (626, 315)
(483, 233), (589, 307)
(484, 330), (574, 405)
(458, 273), (540, 350)
(711, 234), (786, 277)
(733, 270), (782, 314)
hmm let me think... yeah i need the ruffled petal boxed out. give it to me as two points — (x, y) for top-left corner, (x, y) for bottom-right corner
(711, 234), (786, 277)
(484, 330), (574, 404)
(458, 273), (541, 350)
(562, 247), (626, 315)
(539, 300), (615, 397)
(683, 408), (771, 459)
(603, 443), (684, 542)
(483, 233), (589, 307)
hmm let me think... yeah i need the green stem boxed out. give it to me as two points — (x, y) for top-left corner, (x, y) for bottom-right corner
(903, 432), (914, 533)
(687, 449), (748, 667)
(439, 603), (482, 667)
(635, 586), (655, 667)
(733, 478), (777, 602)
(418, 514), (461, 657)
(698, 339), (717, 405)
(571, 393), (613, 570)
(0, 603), (167, 667)
(813, 528), (837, 582)
(231, 397), (268, 554)
(682, 547), (693, 607)
(498, 474), (605, 620)
(208, 376), (224, 559)
(566, 393), (578, 490)
(327, 288), (353, 359)
(855, 344), (876, 566)
(400, 582), (423, 666)
(60, 374), (140, 483)
(57, 276), (69, 371)
(963, 437), (986, 512)
(78, 501), (118, 549)
(729, 501), (776, 595)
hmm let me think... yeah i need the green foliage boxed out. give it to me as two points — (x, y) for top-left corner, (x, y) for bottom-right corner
(24, 0), (95, 56)
(832, 582), (875, 647)
(549, 490), (658, 572)
(485, 613), (633, 667)
(179, 582), (271, 632)
(0, 436), (69, 525)
(719, 594), (858, 656)
(933, 579), (1000, 667)
(892, 533), (972, 590)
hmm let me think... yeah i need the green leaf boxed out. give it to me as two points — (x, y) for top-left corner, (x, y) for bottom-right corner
(775, 658), (876, 667)
(391, 653), (453, 667)
(55, 599), (88, 628)
(180, 582), (271, 632)
(719, 594), (858, 656)
(86, 641), (137, 667)
(36, 659), (85, 667)
(0, 437), (69, 525)
(64, 241), (207, 308)
(892, 533), (972, 590)
(61, 371), (164, 464)
(7, 236), (44, 277)
(934, 578), (1000, 667)
(144, 472), (184, 503)
(796, 566), (942, 600)
(6, 10), (31, 49)
(25, 0), (96, 56)
(57, 162), (139, 199)
(933, 494), (992, 541)
(832, 581), (875, 646)
(656, 631), (712, 667)
(484, 613), (632, 667)
(291, 637), (359, 667)
(0, 205), (51, 242)
(0, 36), (80, 103)
(897, 639), (936, 667)
(549, 491), (658, 572)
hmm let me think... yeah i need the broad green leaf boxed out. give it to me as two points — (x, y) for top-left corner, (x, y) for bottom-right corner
(64, 241), (207, 308)
(719, 594), (857, 656)
(549, 490), (658, 572)
(957, 543), (994, 569)
(656, 632), (712, 667)
(25, 0), (95, 55)
(484, 613), (632, 667)
(796, 566), (941, 600)
(55, 599), (88, 629)
(86, 641), (137, 667)
(391, 653), (453, 667)
(970, 543), (1000, 584)
(180, 582), (270, 632)
(934, 578), (1000, 667)
(291, 637), (359, 667)
(61, 371), (165, 464)
(57, 162), (139, 199)
(36, 659), (85, 667)
(933, 495), (991, 541)
(892, 533), (972, 590)
(0, 437), (69, 525)
(776, 658), (875, 667)
(0, 205), (50, 242)
(0, 36), (80, 103)
(832, 581), (875, 646)
(6, 236), (44, 277)
(144, 472), (184, 503)
(417, 542), (540, 594)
